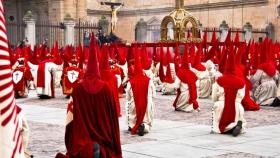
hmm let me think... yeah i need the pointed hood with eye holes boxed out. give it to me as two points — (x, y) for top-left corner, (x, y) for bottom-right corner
(129, 45), (150, 135)
(175, 44), (199, 109)
(81, 33), (105, 94)
(192, 43), (206, 71)
(216, 42), (245, 133)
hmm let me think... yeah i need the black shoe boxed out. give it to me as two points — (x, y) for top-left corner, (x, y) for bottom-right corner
(137, 124), (145, 136)
(232, 121), (243, 137)
(39, 95), (51, 99)
(128, 127), (131, 132)
(270, 97), (280, 107)
(93, 143), (101, 158)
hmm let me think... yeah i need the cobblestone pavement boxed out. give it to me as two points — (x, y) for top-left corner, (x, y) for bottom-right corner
(18, 89), (280, 158)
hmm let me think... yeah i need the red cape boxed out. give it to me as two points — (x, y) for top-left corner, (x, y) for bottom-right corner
(217, 75), (244, 133)
(258, 61), (276, 77)
(130, 74), (150, 134)
(175, 68), (199, 109)
(13, 66), (33, 91)
(101, 70), (121, 117)
(66, 83), (122, 158)
(241, 78), (260, 111)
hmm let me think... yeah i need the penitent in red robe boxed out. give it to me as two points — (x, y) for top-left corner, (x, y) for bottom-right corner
(65, 82), (122, 158)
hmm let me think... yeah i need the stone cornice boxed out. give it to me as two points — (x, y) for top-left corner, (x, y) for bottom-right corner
(87, 0), (268, 17)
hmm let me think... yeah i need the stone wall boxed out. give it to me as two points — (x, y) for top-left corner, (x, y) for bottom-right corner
(3, 0), (87, 22)
(4, 0), (49, 22)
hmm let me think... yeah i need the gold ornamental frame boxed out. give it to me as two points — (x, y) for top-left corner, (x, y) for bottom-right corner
(160, 0), (202, 43)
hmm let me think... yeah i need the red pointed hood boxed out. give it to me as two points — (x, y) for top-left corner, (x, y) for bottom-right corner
(224, 44), (236, 75)
(181, 44), (190, 70)
(234, 29), (240, 43)
(217, 43), (245, 134)
(64, 45), (73, 62)
(218, 43), (244, 88)
(165, 64), (174, 83)
(235, 44), (245, 65)
(166, 47), (172, 64)
(174, 43), (181, 73)
(158, 45), (166, 82)
(141, 45), (152, 70)
(127, 46), (135, 66)
(258, 39), (276, 77)
(218, 46), (228, 73)
(176, 44), (199, 109)
(225, 29), (232, 44)
(81, 33), (105, 94)
(164, 47), (174, 83)
(100, 44), (110, 71)
(203, 28), (208, 44)
(192, 43), (206, 71)
(211, 28), (217, 44)
(84, 33), (100, 79)
(189, 43), (195, 65)
(109, 45), (116, 60)
(134, 46), (144, 76)
(116, 47), (128, 65)
(235, 44), (247, 77)
(52, 41), (63, 65)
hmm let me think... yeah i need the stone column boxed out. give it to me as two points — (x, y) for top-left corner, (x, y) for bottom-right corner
(64, 14), (75, 46)
(266, 22), (275, 41)
(243, 22), (253, 43)
(98, 16), (109, 34)
(219, 20), (229, 42)
(135, 18), (147, 42)
(23, 11), (36, 49)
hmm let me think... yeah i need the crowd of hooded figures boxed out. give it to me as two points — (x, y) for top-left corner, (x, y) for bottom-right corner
(4, 28), (280, 158)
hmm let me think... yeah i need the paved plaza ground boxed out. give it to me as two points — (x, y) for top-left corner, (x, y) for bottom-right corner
(17, 88), (280, 158)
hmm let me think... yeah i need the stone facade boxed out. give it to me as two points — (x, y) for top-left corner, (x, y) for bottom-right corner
(3, 0), (280, 42)
(4, 0), (86, 23)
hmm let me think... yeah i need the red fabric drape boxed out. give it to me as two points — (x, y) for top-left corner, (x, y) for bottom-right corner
(176, 69), (199, 109)
(37, 62), (46, 88)
(66, 83), (122, 158)
(241, 78), (260, 111)
(218, 88), (238, 133)
(130, 75), (150, 135)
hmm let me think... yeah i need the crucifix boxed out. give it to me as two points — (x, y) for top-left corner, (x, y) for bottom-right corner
(101, 0), (124, 33)
(70, 72), (76, 80)
(15, 73), (19, 81)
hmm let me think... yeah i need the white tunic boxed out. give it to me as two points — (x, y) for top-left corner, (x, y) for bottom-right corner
(36, 62), (58, 97)
(125, 80), (156, 133)
(192, 68), (212, 99)
(212, 82), (247, 133)
(173, 77), (195, 112)
(250, 69), (278, 105)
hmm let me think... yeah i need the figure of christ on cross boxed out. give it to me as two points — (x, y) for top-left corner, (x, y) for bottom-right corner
(100, 1), (124, 33)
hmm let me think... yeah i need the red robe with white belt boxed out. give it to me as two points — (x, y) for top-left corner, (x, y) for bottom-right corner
(36, 60), (56, 97)
(13, 65), (33, 95)
(62, 66), (84, 95)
